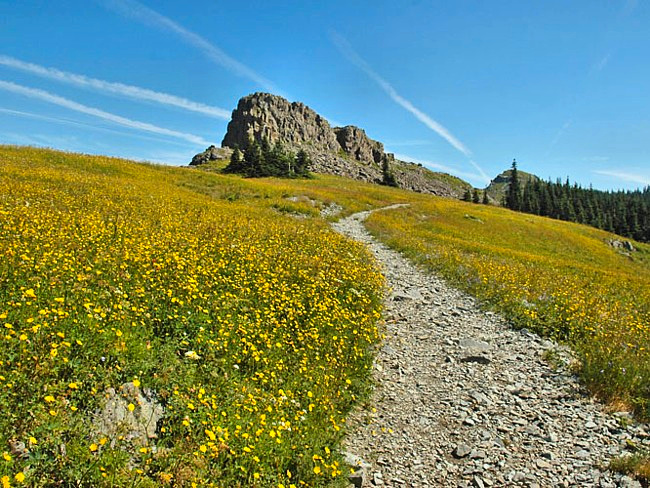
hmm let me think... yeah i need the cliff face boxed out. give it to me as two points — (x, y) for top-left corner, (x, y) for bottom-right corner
(200, 92), (470, 198)
(333, 125), (384, 165)
(221, 93), (340, 153)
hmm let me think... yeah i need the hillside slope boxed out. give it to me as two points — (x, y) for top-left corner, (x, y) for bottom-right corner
(1, 146), (649, 485)
(365, 198), (650, 418)
(338, 209), (649, 487)
(0, 145), (389, 486)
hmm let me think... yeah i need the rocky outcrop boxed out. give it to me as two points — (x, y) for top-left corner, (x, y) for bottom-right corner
(333, 125), (384, 164)
(485, 168), (540, 204)
(609, 239), (636, 253)
(221, 93), (339, 153)
(189, 145), (232, 166)
(394, 161), (471, 196)
(193, 92), (471, 198)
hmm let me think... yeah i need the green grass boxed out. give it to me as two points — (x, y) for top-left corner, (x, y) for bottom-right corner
(609, 451), (650, 483)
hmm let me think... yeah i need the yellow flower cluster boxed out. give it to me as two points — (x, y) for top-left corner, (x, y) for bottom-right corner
(0, 147), (383, 486)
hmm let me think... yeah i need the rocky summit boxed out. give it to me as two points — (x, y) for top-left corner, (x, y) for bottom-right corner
(193, 93), (471, 198)
(221, 93), (339, 153)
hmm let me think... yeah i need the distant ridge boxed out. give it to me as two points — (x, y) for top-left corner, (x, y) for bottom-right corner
(485, 167), (540, 204)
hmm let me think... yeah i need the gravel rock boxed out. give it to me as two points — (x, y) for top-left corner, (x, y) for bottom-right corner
(453, 444), (472, 458)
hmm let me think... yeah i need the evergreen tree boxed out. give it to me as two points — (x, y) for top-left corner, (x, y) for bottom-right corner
(482, 190), (489, 205)
(294, 149), (311, 177)
(243, 139), (264, 177)
(493, 161), (650, 242)
(463, 188), (472, 202)
(260, 137), (272, 160)
(521, 182), (533, 213)
(472, 188), (480, 204)
(224, 146), (243, 173)
(267, 142), (289, 176)
(538, 182), (551, 216)
(505, 159), (522, 211)
(381, 156), (398, 187)
(257, 137), (274, 176)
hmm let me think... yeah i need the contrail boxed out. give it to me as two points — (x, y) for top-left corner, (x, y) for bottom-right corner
(594, 170), (650, 187)
(99, 0), (280, 93)
(330, 32), (472, 158)
(468, 159), (491, 183)
(393, 153), (484, 182)
(0, 107), (202, 147)
(0, 80), (210, 146)
(0, 55), (230, 119)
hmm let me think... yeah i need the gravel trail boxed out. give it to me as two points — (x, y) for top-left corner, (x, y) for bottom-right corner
(332, 207), (648, 488)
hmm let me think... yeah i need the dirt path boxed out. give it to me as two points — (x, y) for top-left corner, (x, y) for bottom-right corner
(332, 207), (646, 488)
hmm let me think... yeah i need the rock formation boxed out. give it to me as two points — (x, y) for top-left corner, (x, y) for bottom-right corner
(333, 125), (384, 164)
(189, 145), (232, 166)
(193, 92), (471, 198)
(221, 93), (339, 153)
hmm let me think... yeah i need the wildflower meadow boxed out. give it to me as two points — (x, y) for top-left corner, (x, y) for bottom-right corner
(0, 146), (384, 486)
(1, 145), (649, 485)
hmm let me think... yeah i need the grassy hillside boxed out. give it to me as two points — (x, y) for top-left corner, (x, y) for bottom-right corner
(0, 146), (395, 487)
(1, 146), (649, 485)
(365, 200), (650, 417)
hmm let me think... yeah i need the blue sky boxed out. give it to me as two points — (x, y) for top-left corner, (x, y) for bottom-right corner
(1, 0), (649, 190)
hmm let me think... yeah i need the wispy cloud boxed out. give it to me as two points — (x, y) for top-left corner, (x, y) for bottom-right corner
(330, 32), (472, 158)
(546, 119), (572, 156)
(582, 155), (610, 163)
(0, 107), (81, 125)
(589, 51), (612, 76)
(0, 131), (82, 149)
(594, 169), (650, 187)
(468, 160), (491, 183)
(99, 0), (280, 93)
(393, 153), (483, 182)
(384, 139), (434, 148)
(330, 32), (490, 183)
(0, 55), (230, 119)
(594, 52), (611, 72)
(0, 128), (195, 165)
(324, 116), (345, 128)
(0, 80), (210, 146)
(0, 107), (200, 147)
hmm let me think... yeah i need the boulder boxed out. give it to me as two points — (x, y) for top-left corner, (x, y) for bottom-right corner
(189, 145), (232, 166)
(94, 382), (164, 447)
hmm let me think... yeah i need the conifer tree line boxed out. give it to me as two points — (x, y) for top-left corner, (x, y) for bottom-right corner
(504, 161), (650, 242)
(224, 137), (311, 178)
(463, 188), (484, 204)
